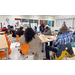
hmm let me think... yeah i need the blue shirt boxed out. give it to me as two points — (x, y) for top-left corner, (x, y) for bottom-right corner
(34, 29), (37, 32)
(54, 30), (73, 50)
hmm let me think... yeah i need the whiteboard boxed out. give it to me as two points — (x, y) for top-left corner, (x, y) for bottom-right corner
(56, 19), (61, 27)
(66, 19), (72, 27)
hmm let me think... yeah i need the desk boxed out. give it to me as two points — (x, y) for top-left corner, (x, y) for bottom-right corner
(38, 35), (56, 43)
(0, 32), (4, 35)
(0, 35), (8, 60)
(38, 35), (56, 60)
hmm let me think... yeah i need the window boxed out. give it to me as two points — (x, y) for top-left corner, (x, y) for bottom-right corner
(73, 19), (75, 28)
(56, 19), (61, 27)
(66, 19), (72, 27)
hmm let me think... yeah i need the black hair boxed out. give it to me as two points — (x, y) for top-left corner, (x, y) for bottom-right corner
(24, 28), (35, 43)
(10, 26), (13, 28)
(20, 27), (23, 30)
(8, 25), (10, 27)
(35, 26), (37, 29)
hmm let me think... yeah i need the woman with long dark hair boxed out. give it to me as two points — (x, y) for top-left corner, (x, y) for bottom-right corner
(19, 28), (42, 60)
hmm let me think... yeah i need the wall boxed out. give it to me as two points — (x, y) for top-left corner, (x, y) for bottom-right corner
(54, 15), (75, 30)
(0, 15), (54, 31)
(0, 15), (54, 25)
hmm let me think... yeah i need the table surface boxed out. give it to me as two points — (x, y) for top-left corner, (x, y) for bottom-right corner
(38, 35), (56, 43)
(0, 32), (4, 33)
(0, 35), (8, 49)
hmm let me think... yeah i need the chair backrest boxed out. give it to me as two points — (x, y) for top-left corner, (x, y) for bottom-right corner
(5, 34), (7, 38)
(11, 32), (13, 37)
(16, 35), (19, 42)
(52, 33), (56, 36)
(6, 37), (9, 41)
(7, 40), (11, 54)
(8, 30), (10, 35)
(20, 42), (30, 55)
(4, 31), (6, 34)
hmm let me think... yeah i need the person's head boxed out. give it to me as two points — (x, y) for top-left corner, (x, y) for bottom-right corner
(45, 26), (49, 31)
(35, 26), (37, 29)
(10, 26), (13, 29)
(8, 25), (10, 28)
(20, 27), (23, 30)
(60, 26), (68, 33)
(24, 28), (35, 43)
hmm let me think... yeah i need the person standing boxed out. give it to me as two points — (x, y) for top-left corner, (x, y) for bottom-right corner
(62, 21), (66, 26)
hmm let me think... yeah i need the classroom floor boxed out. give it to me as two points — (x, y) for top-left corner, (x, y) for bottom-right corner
(1, 35), (75, 60)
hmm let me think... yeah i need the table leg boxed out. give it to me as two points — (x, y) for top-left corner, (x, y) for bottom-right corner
(6, 48), (8, 60)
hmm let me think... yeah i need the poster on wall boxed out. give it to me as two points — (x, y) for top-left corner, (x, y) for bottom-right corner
(48, 21), (51, 26)
(15, 20), (21, 28)
(22, 22), (29, 30)
(2, 22), (7, 28)
(31, 23), (37, 29)
(15, 18), (22, 29)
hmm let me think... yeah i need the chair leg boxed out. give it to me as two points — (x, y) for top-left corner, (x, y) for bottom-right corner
(65, 54), (67, 60)
(19, 55), (22, 60)
(23, 56), (28, 60)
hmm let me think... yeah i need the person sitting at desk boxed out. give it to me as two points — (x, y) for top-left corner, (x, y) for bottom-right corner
(43, 26), (73, 60)
(44, 26), (52, 46)
(1, 26), (8, 34)
(41, 26), (45, 34)
(16, 27), (24, 37)
(18, 28), (42, 60)
(7, 25), (11, 30)
(10, 26), (16, 37)
(34, 26), (37, 32)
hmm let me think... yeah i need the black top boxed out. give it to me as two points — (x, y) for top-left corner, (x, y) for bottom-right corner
(2, 29), (8, 33)
(15, 30), (24, 37)
(10, 29), (16, 37)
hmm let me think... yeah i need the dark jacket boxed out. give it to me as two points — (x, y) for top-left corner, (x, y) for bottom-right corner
(10, 29), (16, 37)
(41, 29), (45, 33)
(15, 30), (24, 37)
(56, 43), (74, 58)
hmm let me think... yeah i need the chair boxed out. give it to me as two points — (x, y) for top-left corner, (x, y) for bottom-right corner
(4, 31), (6, 34)
(5, 34), (7, 38)
(16, 35), (19, 42)
(6, 37), (9, 41)
(8, 30), (10, 35)
(0, 40), (11, 59)
(19, 42), (30, 60)
(52, 33), (56, 36)
(10, 32), (16, 42)
(11, 32), (13, 37)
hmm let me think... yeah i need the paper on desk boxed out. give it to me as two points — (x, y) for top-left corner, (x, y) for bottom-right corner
(40, 34), (44, 36)
(45, 38), (53, 41)
(50, 36), (55, 38)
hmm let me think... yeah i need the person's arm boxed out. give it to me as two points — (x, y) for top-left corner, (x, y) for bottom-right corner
(43, 29), (52, 35)
(68, 30), (73, 37)
(54, 37), (60, 46)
